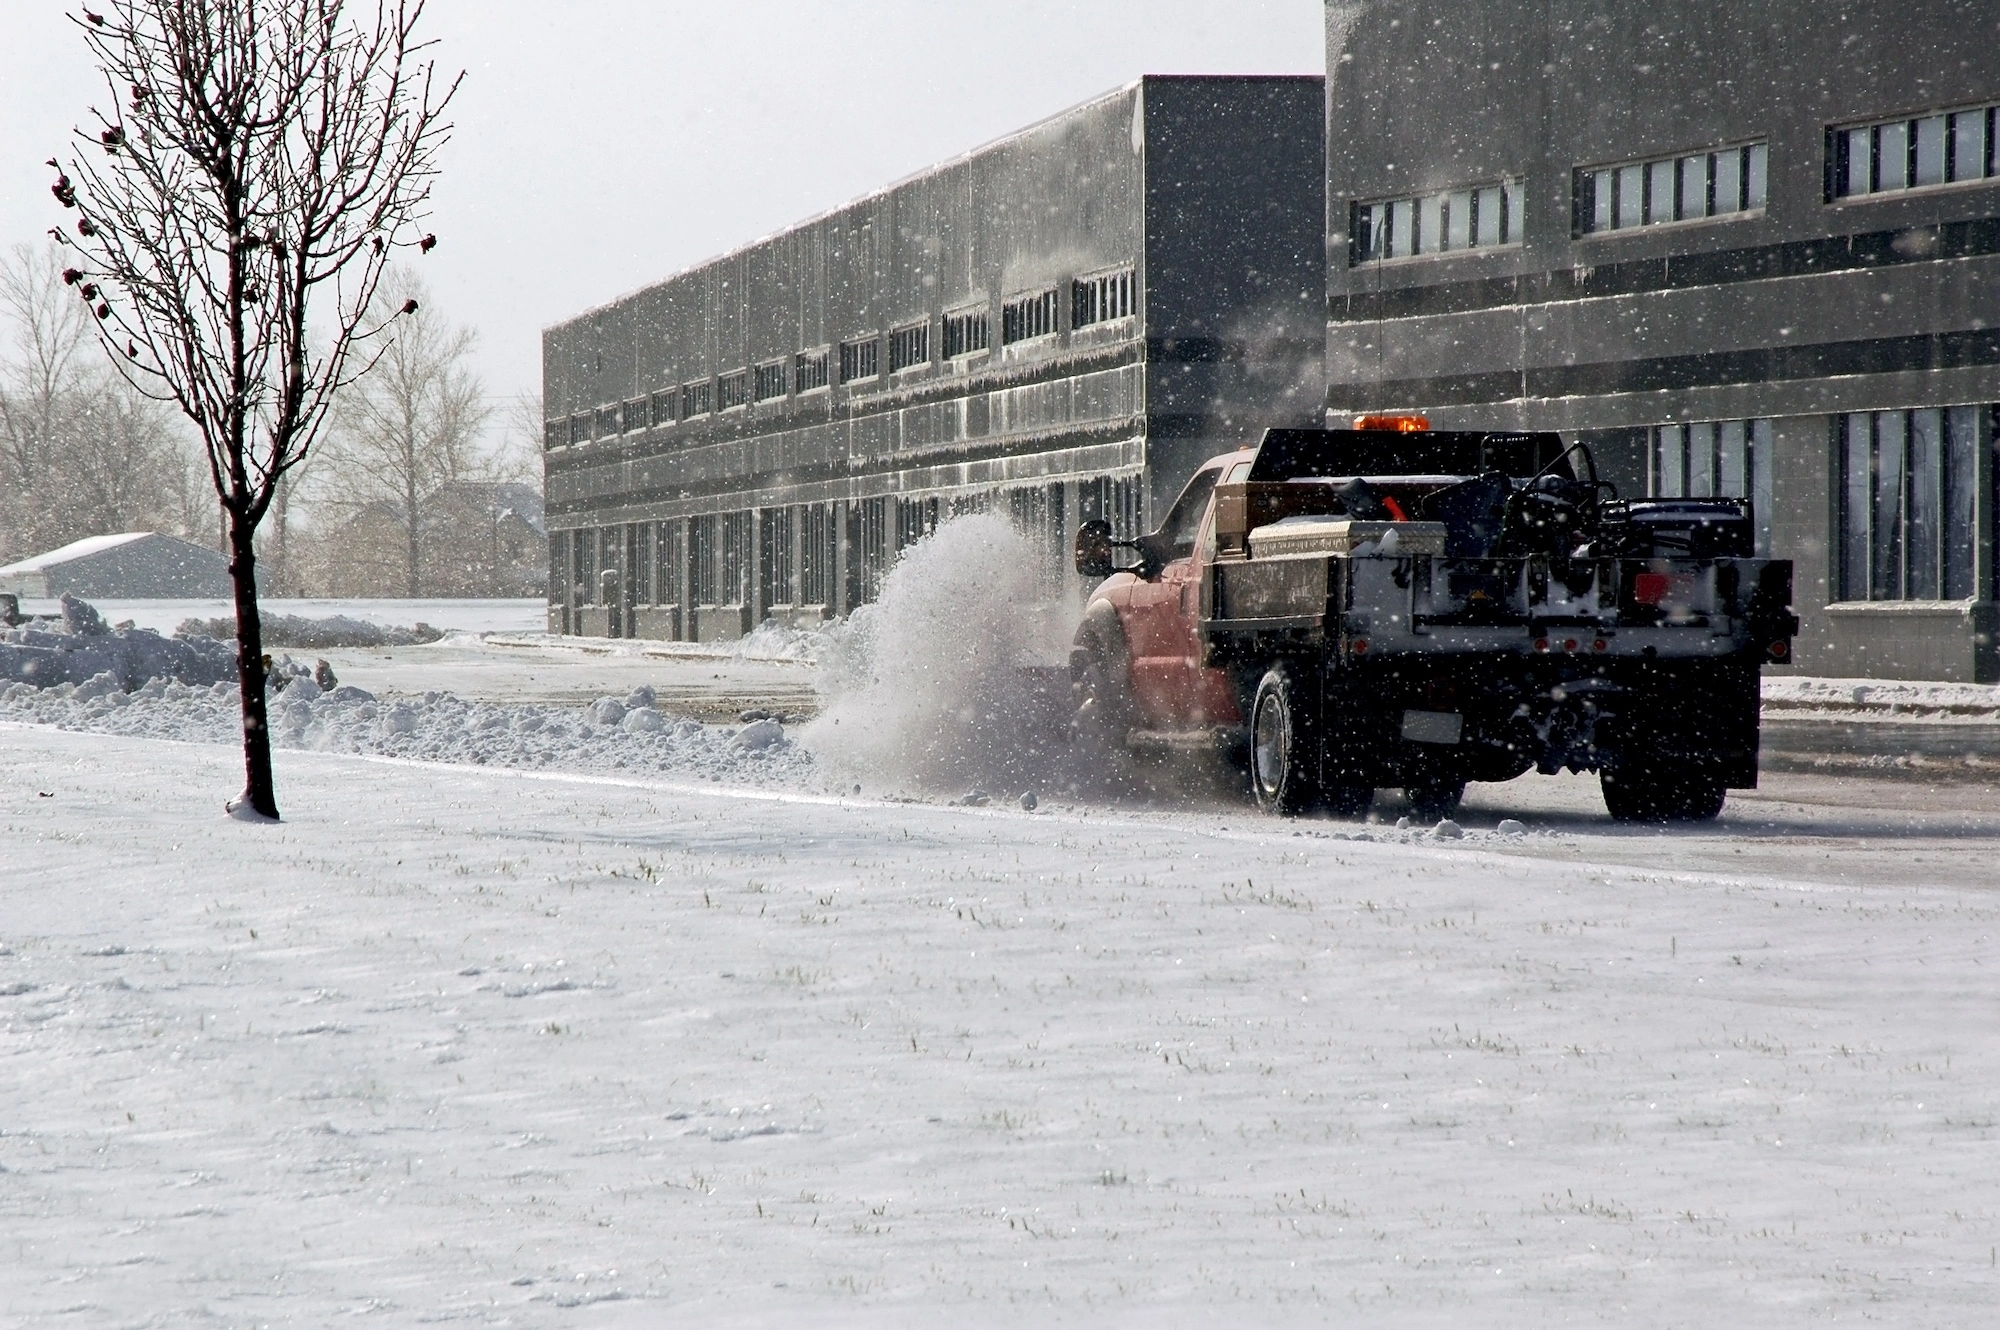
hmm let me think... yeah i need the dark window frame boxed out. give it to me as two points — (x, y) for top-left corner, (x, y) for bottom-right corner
(1001, 288), (1059, 345)
(839, 336), (879, 384)
(888, 321), (930, 373)
(753, 359), (788, 403)
(1828, 102), (2000, 202)
(942, 307), (990, 359)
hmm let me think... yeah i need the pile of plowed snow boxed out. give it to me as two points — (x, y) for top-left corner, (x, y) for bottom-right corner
(175, 611), (447, 649)
(0, 674), (815, 789)
(1, 594), (234, 690)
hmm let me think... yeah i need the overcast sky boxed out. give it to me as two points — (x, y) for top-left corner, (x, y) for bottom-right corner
(1, 1), (1322, 428)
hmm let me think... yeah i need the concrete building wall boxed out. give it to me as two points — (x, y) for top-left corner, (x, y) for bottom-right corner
(543, 75), (1324, 639)
(1326, 0), (2000, 680)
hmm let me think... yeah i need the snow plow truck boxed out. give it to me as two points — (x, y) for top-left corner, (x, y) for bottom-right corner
(1068, 418), (1798, 822)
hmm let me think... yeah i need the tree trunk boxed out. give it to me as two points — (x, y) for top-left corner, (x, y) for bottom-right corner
(229, 506), (279, 820)
(405, 478), (421, 598)
(269, 474), (290, 595)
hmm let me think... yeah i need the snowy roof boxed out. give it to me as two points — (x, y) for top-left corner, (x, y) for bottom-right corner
(0, 531), (153, 576)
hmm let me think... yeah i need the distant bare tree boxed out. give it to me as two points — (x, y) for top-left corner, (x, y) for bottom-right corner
(0, 243), (94, 558)
(321, 270), (488, 595)
(0, 242), (200, 558)
(50, 0), (459, 820)
(496, 388), (545, 485)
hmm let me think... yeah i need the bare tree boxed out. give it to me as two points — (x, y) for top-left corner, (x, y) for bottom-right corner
(321, 270), (487, 595)
(495, 388), (545, 486)
(0, 242), (202, 558)
(49, 0), (458, 819)
(0, 244), (95, 559)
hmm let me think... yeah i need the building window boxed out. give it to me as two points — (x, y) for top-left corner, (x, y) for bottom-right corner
(568, 414), (589, 446)
(1831, 104), (1997, 200)
(622, 398), (648, 433)
(889, 321), (929, 373)
(1072, 269), (1135, 329)
(801, 504), (835, 605)
(942, 308), (989, 359)
(689, 515), (718, 605)
(650, 390), (675, 428)
(1352, 180), (1523, 262)
(759, 507), (794, 607)
(1836, 407), (1986, 601)
(720, 511), (751, 603)
(544, 418), (566, 451)
(1002, 289), (1058, 344)
(680, 379), (712, 419)
(717, 370), (750, 412)
(839, 336), (879, 384)
(1651, 420), (1775, 556)
(795, 348), (830, 393)
(593, 405), (620, 439)
(654, 519), (683, 605)
(753, 360), (787, 402)
(1578, 143), (1767, 235)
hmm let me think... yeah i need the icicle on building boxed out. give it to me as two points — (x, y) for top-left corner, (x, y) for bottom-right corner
(542, 75), (1325, 640)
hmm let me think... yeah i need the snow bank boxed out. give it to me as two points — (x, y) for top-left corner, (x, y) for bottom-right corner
(1764, 675), (2000, 715)
(0, 594), (234, 690)
(176, 611), (446, 649)
(487, 618), (830, 664)
(804, 514), (1077, 792)
(0, 673), (816, 789)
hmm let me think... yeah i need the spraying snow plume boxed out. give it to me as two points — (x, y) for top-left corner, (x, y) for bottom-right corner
(804, 514), (1077, 793)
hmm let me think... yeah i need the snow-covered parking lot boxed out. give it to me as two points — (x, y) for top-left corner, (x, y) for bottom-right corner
(4, 724), (1996, 1327)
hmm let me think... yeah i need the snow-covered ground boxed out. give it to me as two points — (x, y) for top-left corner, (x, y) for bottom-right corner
(6, 534), (2000, 1323)
(3, 725), (1996, 1327)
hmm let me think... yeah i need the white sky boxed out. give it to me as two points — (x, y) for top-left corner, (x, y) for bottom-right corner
(1, 1), (1322, 426)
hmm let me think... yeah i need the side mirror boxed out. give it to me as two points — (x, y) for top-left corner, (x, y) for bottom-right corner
(1073, 519), (1115, 579)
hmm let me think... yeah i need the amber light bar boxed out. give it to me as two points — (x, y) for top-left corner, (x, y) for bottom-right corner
(1354, 414), (1430, 432)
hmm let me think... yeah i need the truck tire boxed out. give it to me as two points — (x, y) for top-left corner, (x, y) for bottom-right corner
(1071, 627), (1135, 780)
(1600, 764), (1726, 823)
(1250, 664), (1322, 816)
(1405, 775), (1466, 821)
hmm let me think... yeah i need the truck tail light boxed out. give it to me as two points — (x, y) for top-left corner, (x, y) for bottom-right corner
(1532, 637), (1550, 653)
(1352, 638), (1370, 654)
(1562, 638), (1579, 653)
(1768, 639), (1791, 662)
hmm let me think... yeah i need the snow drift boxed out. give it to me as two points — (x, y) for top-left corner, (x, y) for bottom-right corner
(0, 673), (813, 789)
(176, 611), (446, 649)
(0, 593), (234, 690)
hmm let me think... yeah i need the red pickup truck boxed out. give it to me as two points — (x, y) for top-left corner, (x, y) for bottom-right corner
(1069, 423), (1797, 822)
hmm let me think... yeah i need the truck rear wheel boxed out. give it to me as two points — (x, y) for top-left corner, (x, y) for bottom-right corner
(1250, 664), (1321, 816)
(1600, 764), (1726, 823)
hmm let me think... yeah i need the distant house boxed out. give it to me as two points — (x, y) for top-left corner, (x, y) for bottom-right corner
(321, 481), (547, 598)
(0, 532), (253, 599)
